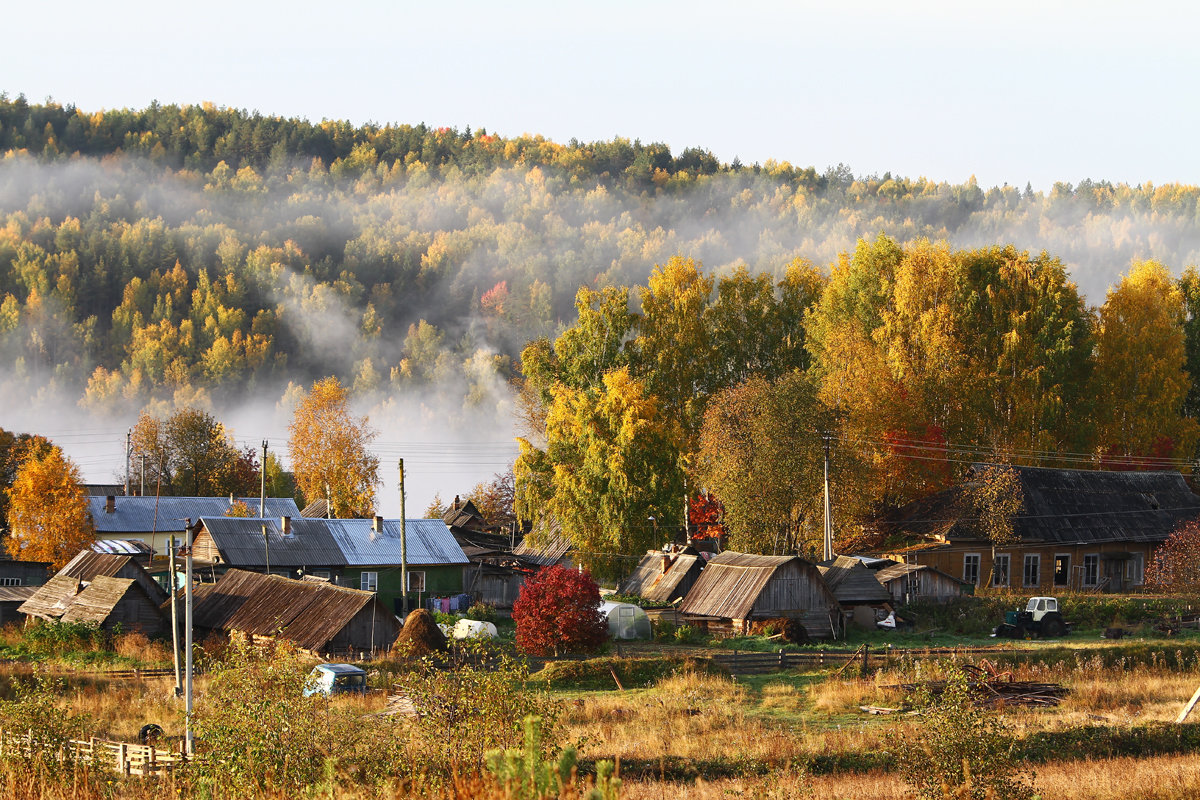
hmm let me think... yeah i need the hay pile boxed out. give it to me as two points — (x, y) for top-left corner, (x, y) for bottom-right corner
(393, 609), (447, 658)
(749, 617), (809, 644)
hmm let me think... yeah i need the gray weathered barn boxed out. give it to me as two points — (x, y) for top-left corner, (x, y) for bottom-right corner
(817, 555), (894, 628)
(678, 551), (841, 638)
(874, 562), (970, 605)
(17, 551), (168, 635)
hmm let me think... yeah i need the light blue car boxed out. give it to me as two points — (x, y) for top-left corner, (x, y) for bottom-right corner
(303, 663), (368, 697)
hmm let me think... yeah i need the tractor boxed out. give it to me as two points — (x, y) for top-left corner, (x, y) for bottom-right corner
(993, 596), (1072, 638)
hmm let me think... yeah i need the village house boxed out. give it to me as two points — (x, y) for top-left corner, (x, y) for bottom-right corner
(875, 465), (1200, 593)
(678, 551), (842, 638)
(817, 555), (894, 628)
(190, 569), (400, 655)
(18, 550), (169, 636)
(619, 546), (705, 604)
(89, 495), (302, 558)
(191, 515), (467, 615)
(872, 561), (970, 605)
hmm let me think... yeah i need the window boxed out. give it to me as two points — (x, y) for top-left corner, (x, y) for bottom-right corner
(1023, 554), (1040, 588)
(1127, 553), (1145, 586)
(0, 577), (21, 586)
(312, 570), (331, 581)
(360, 571), (378, 592)
(1053, 555), (1070, 587)
(407, 571), (426, 592)
(991, 554), (1010, 587)
(1083, 554), (1099, 587)
(963, 553), (981, 586)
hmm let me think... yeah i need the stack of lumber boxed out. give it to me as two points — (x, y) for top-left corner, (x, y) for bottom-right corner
(892, 677), (1068, 708)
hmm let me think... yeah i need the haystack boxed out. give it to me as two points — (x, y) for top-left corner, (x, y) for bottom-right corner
(394, 609), (448, 658)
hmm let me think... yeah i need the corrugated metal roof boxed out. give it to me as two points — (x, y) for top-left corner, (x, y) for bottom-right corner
(679, 552), (820, 619)
(89, 496), (302, 534)
(192, 569), (396, 652)
(326, 519), (468, 567)
(513, 519), (572, 567)
(817, 556), (893, 604)
(199, 517), (345, 568)
(91, 539), (154, 556)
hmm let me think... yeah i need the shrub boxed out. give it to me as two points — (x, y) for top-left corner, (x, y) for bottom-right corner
(22, 620), (106, 656)
(0, 672), (89, 779)
(896, 666), (1037, 800)
(529, 656), (726, 690)
(513, 566), (608, 657)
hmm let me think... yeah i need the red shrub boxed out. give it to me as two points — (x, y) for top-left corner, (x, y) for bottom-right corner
(512, 565), (608, 656)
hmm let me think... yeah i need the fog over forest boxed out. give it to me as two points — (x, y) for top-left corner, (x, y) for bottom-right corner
(3, 101), (1200, 511)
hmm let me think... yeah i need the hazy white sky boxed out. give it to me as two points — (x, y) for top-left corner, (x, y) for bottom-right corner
(4, 0), (1196, 190)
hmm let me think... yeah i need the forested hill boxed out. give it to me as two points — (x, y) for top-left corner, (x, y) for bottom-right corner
(2, 96), (1200, 421)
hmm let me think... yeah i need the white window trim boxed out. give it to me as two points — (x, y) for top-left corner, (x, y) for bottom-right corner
(991, 553), (1011, 588)
(1127, 553), (1145, 586)
(0, 577), (21, 586)
(407, 570), (426, 592)
(1082, 553), (1100, 587)
(1023, 554), (1040, 588)
(361, 571), (378, 592)
(963, 553), (981, 586)
(1053, 553), (1071, 587)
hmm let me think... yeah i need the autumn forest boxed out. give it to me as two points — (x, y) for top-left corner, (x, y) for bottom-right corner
(4, 97), (1200, 563)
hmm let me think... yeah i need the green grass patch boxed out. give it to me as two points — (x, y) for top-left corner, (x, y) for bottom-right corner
(529, 655), (727, 690)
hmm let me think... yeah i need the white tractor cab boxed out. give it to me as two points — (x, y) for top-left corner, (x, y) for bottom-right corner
(304, 663), (368, 697)
(993, 596), (1071, 638)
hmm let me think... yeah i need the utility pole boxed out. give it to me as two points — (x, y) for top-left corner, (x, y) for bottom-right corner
(184, 519), (195, 757)
(259, 439), (268, 517)
(399, 459), (408, 616)
(138, 454), (147, 496)
(261, 523), (270, 575)
(124, 429), (132, 496)
(822, 432), (834, 562)
(682, 475), (690, 544)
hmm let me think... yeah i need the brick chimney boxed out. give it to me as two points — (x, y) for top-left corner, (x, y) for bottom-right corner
(372, 515), (383, 533)
(105, 496), (116, 514)
(281, 516), (292, 536)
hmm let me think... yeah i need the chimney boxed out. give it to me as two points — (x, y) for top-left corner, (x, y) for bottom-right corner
(453, 495), (460, 511)
(661, 554), (670, 574)
(372, 515), (383, 533)
(281, 516), (292, 536)
(105, 496), (116, 514)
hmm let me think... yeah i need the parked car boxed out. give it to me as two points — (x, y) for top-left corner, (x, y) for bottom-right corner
(303, 663), (368, 697)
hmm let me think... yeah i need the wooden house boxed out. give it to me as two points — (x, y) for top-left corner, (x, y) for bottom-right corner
(90, 495), (301, 558)
(18, 550), (168, 635)
(817, 555), (894, 628)
(874, 465), (1200, 594)
(190, 569), (400, 655)
(678, 551), (841, 638)
(874, 562), (969, 605)
(619, 547), (705, 604)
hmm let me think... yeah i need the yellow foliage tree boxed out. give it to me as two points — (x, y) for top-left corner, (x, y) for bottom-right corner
(1093, 260), (1199, 462)
(287, 377), (379, 518)
(6, 446), (94, 569)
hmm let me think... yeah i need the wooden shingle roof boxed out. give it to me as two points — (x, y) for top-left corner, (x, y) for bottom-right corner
(818, 556), (893, 605)
(679, 552), (814, 619)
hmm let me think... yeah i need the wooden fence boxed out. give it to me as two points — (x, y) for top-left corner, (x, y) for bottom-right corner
(710, 645), (1014, 676)
(0, 727), (186, 777)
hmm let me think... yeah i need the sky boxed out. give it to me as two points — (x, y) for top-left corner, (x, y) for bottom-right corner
(4, 0), (1197, 192)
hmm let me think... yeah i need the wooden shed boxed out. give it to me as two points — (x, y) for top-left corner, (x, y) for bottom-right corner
(619, 547), (704, 604)
(18, 550), (169, 635)
(874, 562), (969, 605)
(818, 555), (894, 629)
(678, 551), (841, 639)
(190, 569), (400, 655)
(57, 576), (166, 636)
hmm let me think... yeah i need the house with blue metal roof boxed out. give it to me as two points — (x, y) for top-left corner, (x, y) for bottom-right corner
(326, 517), (469, 615)
(190, 515), (468, 615)
(90, 495), (302, 558)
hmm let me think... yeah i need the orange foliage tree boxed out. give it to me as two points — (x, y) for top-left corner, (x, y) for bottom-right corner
(1146, 520), (1200, 594)
(288, 377), (380, 518)
(5, 446), (94, 568)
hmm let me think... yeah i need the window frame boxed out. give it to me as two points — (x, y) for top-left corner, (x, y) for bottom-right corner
(991, 553), (1011, 588)
(1053, 554), (1071, 587)
(360, 571), (378, 592)
(963, 553), (981, 586)
(1082, 553), (1100, 587)
(1127, 553), (1145, 586)
(1022, 554), (1040, 588)
(407, 571), (426, 593)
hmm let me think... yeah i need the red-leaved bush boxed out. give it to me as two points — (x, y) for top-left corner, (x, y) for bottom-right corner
(512, 565), (608, 656)
(1146, 520), (1200, 593)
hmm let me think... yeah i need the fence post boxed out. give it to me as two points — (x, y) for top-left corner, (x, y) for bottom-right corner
(861, 643), (871, 677)
(778, 648), (785, 669)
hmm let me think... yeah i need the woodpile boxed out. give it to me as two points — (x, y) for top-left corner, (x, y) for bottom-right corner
(890, 661), (1069, 708)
